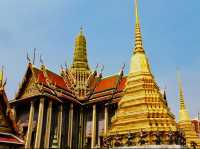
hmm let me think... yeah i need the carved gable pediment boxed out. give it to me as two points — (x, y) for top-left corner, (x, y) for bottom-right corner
(19, 75), (40, 99)
(15, 64), (40, 100)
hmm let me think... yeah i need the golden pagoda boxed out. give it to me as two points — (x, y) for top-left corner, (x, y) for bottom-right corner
(108, 0), (177, 142)
(69, 27), (92, 100)
(177, 72), (200, 147)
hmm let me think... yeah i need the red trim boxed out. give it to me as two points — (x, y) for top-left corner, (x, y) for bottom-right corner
(0, 137), (23, 145)
(117, 77), (126, 91)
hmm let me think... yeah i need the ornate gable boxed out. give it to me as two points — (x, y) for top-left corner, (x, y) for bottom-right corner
(19, 74), (40, 99)
(15, 63), (40, 100)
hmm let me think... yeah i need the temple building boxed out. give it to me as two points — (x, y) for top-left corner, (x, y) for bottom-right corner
(0, 0), (198, 148)
(0, 69), (24, 148)
(9, 24), (125, 149)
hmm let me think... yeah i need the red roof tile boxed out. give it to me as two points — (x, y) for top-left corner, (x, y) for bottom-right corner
(33, 66), (127, 96)
(117, 77), (126, 92)
(94, 75), (118, 93)
(94, 75), (126, 93)
(46, 70), (68, 90)
(33, 67), (69, 91)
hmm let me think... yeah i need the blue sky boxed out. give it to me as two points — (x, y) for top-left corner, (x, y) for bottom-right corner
(0, 0), (200, 119)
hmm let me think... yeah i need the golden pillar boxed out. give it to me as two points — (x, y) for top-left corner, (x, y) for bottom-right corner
(104, 104), (108, 136)
(67, 103), (73, 148)
(34, 98), (44, 148)
(91, 104), (96, 148)
(25, 101), (35, 149)
(44, 100), (52, 148)
(57, 105), (63, 148)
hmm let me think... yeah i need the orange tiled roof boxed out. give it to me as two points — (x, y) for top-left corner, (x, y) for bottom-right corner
(17, 64), (127, 103)
(94, 75), (126, 93)
(94, 75), (118, 93)
(33, 67), (69, 91)
(32, 64), (127, 96)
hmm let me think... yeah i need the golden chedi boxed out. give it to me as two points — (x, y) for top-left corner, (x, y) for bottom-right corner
(108, 0), (177, 145)
(177, 72), (200, 148)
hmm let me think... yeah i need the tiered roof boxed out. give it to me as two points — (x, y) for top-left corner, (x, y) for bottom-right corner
(10, 63), (126, 105)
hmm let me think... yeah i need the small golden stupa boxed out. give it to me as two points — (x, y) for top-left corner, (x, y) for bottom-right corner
(177, 72), (200, 147)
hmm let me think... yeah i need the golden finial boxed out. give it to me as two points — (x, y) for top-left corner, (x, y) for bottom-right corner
(0, 66), (3, 87)
(80, 26), (83, 35)
(134, 0), (139, 24)
(134, 0), (144, 53)
(39, 54), (46, 70)
(177, 70), (186, 110)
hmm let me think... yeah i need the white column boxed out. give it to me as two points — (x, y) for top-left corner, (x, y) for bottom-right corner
(25, 101), (35, 149)
(104, 104), (109, 136)
(44, 100), (52, 148)
(91, 104), (96, 148)
(57, 105), (63, 148)
(34, 98), (44, 148)
(67, 103), (73, 148)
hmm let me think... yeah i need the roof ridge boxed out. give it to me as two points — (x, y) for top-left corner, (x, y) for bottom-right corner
(33, 66), (63, 79)
(101, 74), (119, 80)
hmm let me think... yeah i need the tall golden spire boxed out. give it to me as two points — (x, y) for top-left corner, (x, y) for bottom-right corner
(177, 71), (186, 110)
(108, 0), (177, 137)
(80, 26), (83, 35)
(71, 27), (90, 70)
(134, 0), (144, 53)
(129, 0), (150, 74)
(177, 71), (190, 122)
(70, 27), (91, 100)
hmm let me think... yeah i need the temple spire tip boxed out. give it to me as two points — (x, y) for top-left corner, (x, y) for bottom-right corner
(0, 66), (5, 88)
(0, 66), (3, 84)
(177, 70), (186, 111)
(80, 26), (84, 35)
(134, 0), (139, 24)
(134, 0), (144, 53)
